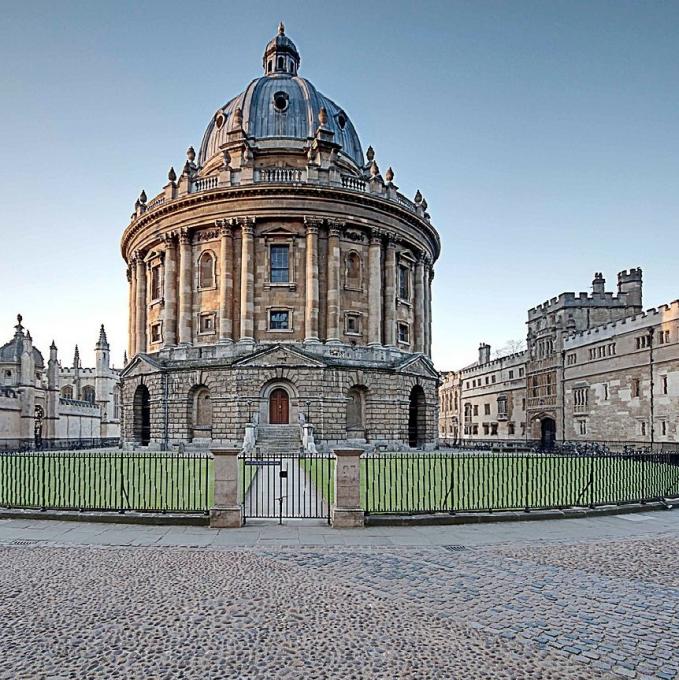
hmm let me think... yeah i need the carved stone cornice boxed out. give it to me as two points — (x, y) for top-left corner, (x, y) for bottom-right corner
(161, 232), (177, 249)
(215, 219), (234, 237)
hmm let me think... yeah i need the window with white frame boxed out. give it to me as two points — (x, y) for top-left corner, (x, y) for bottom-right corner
(150, 322), (162, 343)
(270, 245), (290, 283)
(345, 312), (361, 335)
(397, 264), (410, 301)
(397, 322), (410, 344)
(269, 309), (290, 331)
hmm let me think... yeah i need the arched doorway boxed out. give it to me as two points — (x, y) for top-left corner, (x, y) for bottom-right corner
(269, 388), (289, 424)
(346, 386), (367, 438)
(541, 417), (556, 450)
(191, 386), (212, 441)
(133, 385), (151, 446)
(408, 385), (426, 448)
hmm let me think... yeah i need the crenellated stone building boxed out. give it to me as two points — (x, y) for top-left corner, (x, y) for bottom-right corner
(0, 317), (121, 448)
(440, 269), (679, 447)
(120, 25), (441, 451)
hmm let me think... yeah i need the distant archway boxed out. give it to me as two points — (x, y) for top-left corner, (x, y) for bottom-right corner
(540, 417), (556, 450)
(190, 386), (212, 441)
(133, 384), (151, 446)
(408, 385), (426, 448)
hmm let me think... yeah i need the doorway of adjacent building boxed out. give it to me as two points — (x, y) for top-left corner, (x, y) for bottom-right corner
(133, 385), (151, 446)
(408, 385), (426, 448)
(541, 417), (556, 450)
(269, 388), (289, 424)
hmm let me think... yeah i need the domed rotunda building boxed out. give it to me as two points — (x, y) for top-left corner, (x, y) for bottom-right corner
(120, 25), (441, 451)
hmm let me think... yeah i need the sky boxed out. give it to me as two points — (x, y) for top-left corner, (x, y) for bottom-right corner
(1, 0), (678, 371)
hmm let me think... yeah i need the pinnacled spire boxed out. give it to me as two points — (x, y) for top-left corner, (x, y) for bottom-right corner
(123, 350), (128, 366)
(385, 167), (394, 183)
(97, 324), (109, 349)
(168, 167), (177, 183)
(369, 159), (380, 177)
(50, 340), (57, 350)
(73, 345), (81, 369)
(139, 190), (147, 205)
(278, 20), (285, 35)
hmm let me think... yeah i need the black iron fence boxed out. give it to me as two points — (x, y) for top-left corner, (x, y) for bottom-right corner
(0, 450), (212, 514)
(363, 449), (679, 515)
(439, 438), (679, 454)
(240, 451), (333, 523)
(0, 438), (121, 453)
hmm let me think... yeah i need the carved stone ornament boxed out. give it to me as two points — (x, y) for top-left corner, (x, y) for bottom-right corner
(168, 166), (177, 183)
(194, 228), (221, 243)
(366, 146), (375, 162)
(186, 146), (196, 162)
(343, 229), (366, 243)
(414, 190), (422, 205)
(385, 167), (394, 183)
(369, 160), (379, 177)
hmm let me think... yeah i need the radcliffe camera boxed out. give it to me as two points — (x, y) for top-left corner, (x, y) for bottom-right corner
(1, 4), (678, 678)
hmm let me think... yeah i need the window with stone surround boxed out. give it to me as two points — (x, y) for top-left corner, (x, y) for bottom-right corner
(397, 322), (410, 344)
(61, 386), (73, 399)
(636, 334), (651, 350)
(473, 404), (479, 417)
(566, 353), (577, 366)
(150, 265), (162, 301)
(484, 403), (490, 415)
(482, 423), (489, 436)
(491, 423), (498, 436)
(661, 420), (667, 436)
(497, 396), (508, 418)
(151, 322), (163, 343)
(661, 375), (668, 395)
(508, 422), (515, 435)
(270, 245), (289, 283)
(268, 309), (291, 331)
(344, 312), (361, 336)
(397, 264), (410, 301)
(198, 313), (216, 335)
(640, 420), (647, 436)
(344, 251), (362, 291)
(573, 387), (589, 411)
(631, 377), (640, 398)
(658, 329), (670, 344)
(578, 419), (587, 435)
(198, 251), (216, 289)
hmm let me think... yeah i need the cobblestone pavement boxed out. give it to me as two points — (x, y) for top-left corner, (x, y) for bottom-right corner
(1, 531), (677, 678)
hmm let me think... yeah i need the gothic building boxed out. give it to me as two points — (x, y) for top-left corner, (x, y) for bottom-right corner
(120, 25), (441, 451)
(0, 317), (121, 448)
(440, 269), (679, 448)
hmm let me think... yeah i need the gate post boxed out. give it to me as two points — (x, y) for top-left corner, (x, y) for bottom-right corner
(332, 448), (364, 528)
(210, 446), (242, 528)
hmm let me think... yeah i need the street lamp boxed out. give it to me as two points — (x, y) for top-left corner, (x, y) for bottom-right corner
(305, 400), (311, 423)
(247, 400), (253, 424)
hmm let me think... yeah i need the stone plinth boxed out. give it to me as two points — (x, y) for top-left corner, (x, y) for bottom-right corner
(210, 446), (242, 528)
(332, 448), (364, 528)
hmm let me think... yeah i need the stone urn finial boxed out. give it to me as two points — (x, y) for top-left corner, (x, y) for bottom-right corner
(186, 146), (196, 162)
(370, 159), (380, 177)
(168, 166), (177, 183)
(421, 197), (428, 211)
(385, 166), (394, 183)
(234, 107), (243, 128)
(366, 145), (375, 162)
(414, 189), (422, 204)
(319, 106), (328, 126)
(139, 190), (147, 204)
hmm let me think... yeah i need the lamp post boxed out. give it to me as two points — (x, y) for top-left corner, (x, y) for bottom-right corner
(247, 400), (253, 424)
(305, 400), (311, 423)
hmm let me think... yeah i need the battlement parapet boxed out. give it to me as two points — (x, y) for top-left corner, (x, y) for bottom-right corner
(459, 349), (528, 376)
(564, 299), (679, 348)
(527, 290), (638, 319)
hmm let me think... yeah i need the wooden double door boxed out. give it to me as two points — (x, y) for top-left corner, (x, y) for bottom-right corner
(269, 388), (290, 424)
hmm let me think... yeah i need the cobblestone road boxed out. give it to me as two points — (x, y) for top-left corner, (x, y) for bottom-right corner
(0, 530), (677, 678)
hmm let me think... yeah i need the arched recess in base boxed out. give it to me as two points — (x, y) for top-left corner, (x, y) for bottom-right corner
(133, 384), (151, 446)
(540, 416), (556, 450)
(190, 385), (212, 441)
(346, 385), (368, 439)
(408, 385), (426, 448)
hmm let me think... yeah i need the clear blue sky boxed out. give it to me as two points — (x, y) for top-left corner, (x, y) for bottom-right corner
(1, 1), (678, 371)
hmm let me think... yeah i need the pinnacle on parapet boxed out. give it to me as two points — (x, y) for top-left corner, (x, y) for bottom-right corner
(50, 339), (57, 350)
(139, 190), (147, 205)
(168, 166), (177, 183)
(97, 324), (109, 348)
(366, 146), (375, 162)
(414, 190), (422, 204)
(186, 146), (196, 162)
(369, 160), (380, 177)
(385, 167), (394, 183)
(73, 345), (80, 369)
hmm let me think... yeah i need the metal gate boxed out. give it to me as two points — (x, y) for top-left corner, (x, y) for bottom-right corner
(240, 451), (333, 524)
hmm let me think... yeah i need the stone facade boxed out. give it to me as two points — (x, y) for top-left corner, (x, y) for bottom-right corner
(0, 317), (121, 448)
(120, 26), (440, 451)
(440, 269), (679, 447)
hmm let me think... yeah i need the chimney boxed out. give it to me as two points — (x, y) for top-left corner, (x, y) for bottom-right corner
(592, 272), (605, 296)
(478, 343), (491, 365)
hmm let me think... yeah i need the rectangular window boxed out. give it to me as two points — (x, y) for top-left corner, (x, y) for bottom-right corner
(641, 421), (647, 436)
(508, 370), (514, 379)
(151, 265), (162, 300)
(345, 314), (361, 335)
(269, 310), (290, 330)
(491, 374), (496, 384)
(658, 329), (670, 344)
(662, 420), (667, 436)
(578, 420), (587, 435)
(485, 376), (489, 385)
(608, 343), (616, 356)
(482, 423), (489, 436)
(484, 403), (491, 415)
(150, 323), (162, 343)
(567, 353), (577, 366)
(397, 323), (410, 344)
(472, 424), (478, 435)
(662, 375), (668, 395)
(398, 265), (410, 300)
(508, 422), (515, 435)
(270, 245), (289, 283)
(631, 378), (640, 398)
(199, 313), (216, 334)
(491, 423), (498, 436)
(518, 368), (524, 377)
(603, 384), (609, 400)
(521, 398), (526, 410)
(473, 404), (479, 416)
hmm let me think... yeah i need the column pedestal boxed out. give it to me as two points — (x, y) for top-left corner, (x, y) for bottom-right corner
(331, 448), (365, 528)
(210, 447), (243, 528)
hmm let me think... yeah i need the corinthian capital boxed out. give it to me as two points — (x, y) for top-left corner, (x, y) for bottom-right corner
(304, 215), (323, 234)
(179, 228), (192, 246)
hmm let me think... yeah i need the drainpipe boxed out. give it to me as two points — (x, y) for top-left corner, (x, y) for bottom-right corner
(648, 328), (655, 449)
(561, 349), (566, 443)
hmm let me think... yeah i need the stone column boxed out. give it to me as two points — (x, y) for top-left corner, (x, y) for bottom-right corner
(218, 220), (234, 343)
(368, 231), (383, 346)
(426, 261), (433, 357)
(127, 265), (136, 357)
(304, 218), (320, 343)
(239, 218), (255, 342)
(331, 448), (364, 528)
(325, 222), (342, 343)
(384, 237), (397, 347)
(414, 256), (425, 354)
(210, 447), (242, 528)
(178, 229), (193, 345)
(162, 234), (177, 347)
(135, 252), (147, 354)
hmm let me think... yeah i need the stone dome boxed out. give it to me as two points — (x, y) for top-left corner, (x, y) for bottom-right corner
(198, 25), (363, 168)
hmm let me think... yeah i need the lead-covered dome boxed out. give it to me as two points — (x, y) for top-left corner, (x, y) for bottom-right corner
(198, 24), (364, 168)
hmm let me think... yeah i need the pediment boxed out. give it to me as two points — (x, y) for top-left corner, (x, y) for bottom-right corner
(260, 225), (298, 238)
(233, 344), (326, 369)
(119, 353), (162, 378)
(396, 354), (440, 380)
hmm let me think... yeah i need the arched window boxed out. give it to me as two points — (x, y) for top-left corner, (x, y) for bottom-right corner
(346, 385), (368, 436)
(113, 386), (120, 420)
(345, 251), (362, 290)
(277, 56), (284, 70)
(82, 386), (96, 404)
(133, 384), (151, 445)
(61, 386), (73, 399)
(198, 251), (216, 289)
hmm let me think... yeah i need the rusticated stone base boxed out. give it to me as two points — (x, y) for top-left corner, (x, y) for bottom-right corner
(331, 507), (365, 528)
